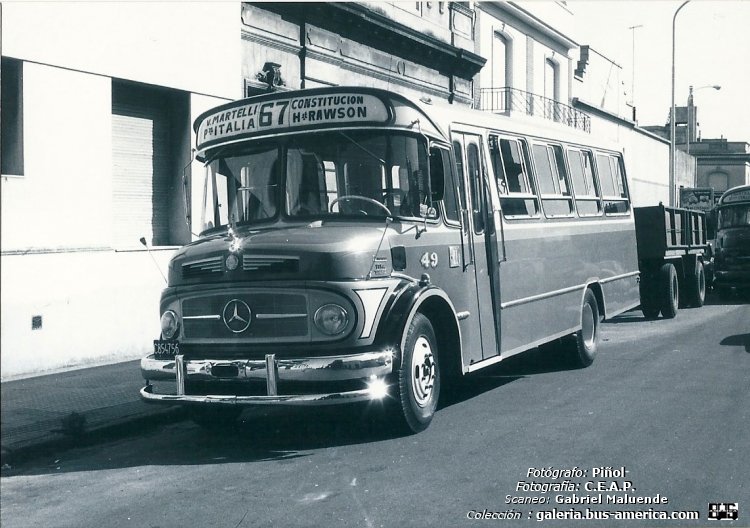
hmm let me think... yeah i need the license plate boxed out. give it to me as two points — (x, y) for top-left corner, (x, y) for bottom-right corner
(153, 340), (180, 359)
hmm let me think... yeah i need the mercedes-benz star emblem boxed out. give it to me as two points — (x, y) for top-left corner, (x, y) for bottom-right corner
(222, 299), (252, 333)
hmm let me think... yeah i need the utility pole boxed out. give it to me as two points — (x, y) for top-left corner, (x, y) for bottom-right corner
(628, 24), (643, 114)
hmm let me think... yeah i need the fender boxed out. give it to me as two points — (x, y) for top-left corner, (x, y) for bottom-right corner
(372, 280), (462, 368)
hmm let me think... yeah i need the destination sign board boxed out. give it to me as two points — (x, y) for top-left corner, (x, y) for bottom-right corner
(722, 189), (750, 204)
(196, 92), (391, 150)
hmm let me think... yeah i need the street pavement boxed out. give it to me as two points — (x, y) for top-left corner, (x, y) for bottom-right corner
(0, 295), (747, 528)
(0, 360), (184, 467)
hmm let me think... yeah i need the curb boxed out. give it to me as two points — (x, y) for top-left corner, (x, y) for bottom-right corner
(1, 404), (187, 470)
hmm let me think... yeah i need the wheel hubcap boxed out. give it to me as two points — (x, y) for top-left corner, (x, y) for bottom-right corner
(411, 336), (436, 407)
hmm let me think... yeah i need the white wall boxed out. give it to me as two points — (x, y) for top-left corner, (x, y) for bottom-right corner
(1, 3), (241, 378)
(1, 2), (240, 100)
(1, 63), (112, 250)
(588, 114), (671, 206)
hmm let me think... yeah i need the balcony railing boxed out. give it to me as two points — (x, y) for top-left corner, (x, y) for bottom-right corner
(478, 87), (591, 133)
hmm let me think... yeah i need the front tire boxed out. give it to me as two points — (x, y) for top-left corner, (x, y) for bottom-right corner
(394, 313), (440, 433)
(563, 288), (600, 368)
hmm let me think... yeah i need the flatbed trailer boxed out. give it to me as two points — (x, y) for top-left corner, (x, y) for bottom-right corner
(634, 204), (709, 318)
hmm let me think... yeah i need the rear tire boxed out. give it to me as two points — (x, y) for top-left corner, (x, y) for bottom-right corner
(392, 313), (440, 434)
(686, 260), (706, 307)
(659, 263), (679, 319)
(563, 289), (600, 368)
(640, 279), (660, 319)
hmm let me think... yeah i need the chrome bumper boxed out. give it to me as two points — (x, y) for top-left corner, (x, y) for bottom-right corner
(140, 349), (394, 406)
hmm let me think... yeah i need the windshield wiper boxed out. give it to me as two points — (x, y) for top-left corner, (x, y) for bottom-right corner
(337, 132), (386, 165)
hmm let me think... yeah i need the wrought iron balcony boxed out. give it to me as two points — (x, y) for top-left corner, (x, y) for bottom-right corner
(479, 87), (591, 133)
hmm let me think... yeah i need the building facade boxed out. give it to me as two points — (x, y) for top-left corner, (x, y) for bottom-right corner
(2, 2), (681, 378)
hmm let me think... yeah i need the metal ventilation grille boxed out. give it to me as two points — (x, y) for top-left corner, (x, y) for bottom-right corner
(182, 256), (223, 278)
(242, 255), (299, 273)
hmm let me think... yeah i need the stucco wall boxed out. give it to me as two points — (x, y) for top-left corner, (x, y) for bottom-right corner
(1, 3), (239, 378)
(1, 2), (239, 99)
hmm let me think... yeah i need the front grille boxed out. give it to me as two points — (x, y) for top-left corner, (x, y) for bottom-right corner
(182, 256), (223, 279)
(182, 292), (308, 340)
(243, 255), (299, 273)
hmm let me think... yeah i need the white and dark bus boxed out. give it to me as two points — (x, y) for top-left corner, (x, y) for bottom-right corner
(713, 184), (750, 297)
(141, 87), (641, 432)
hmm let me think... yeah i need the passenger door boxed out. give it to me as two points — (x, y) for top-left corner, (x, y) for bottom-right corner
(452, 132), (500, 361)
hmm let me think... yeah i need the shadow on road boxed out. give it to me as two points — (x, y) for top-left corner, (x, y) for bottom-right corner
(6, 345), (588, 477)
(720, 333), (750, 352)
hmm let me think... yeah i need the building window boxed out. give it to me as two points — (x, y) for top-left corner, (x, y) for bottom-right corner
(1, 58), (24, 176)
(543, 58), (560, 121)
(708, 171), (729, 192)
(492, 33), (511, 89)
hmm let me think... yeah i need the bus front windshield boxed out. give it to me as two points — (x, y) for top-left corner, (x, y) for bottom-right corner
(717, 204), (750, 230)
(200, 131), (434, 233)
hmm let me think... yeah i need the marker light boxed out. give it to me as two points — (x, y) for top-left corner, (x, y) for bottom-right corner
(313, 304), (349, 335)
(160, 310), (179, 339)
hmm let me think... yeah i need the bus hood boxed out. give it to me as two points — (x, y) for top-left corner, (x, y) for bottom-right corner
(168, 223), (394, 285)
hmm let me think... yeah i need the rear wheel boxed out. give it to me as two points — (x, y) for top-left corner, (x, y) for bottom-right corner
(563, 288), (600, 368)
(640, 279), (660, 319)
(686, 260), (706, 307)
(393, 313), (440, 433)
(659, 263), (679, 319)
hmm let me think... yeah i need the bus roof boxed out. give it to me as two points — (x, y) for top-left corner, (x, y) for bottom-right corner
(193, 87), (447, 155)
(193, 86), (621, 156)
(718, 184), (750, 206)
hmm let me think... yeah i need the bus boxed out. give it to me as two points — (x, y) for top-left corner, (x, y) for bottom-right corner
(713, 184), (750, 297)
(140, 87), (641, 432)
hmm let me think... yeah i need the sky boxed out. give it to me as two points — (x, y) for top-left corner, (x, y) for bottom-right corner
(568, 0), (750, 141)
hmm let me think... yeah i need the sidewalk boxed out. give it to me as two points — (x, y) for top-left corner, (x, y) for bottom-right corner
(1, 360), (184, 466)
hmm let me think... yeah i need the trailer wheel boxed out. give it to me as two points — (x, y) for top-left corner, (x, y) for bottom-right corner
(639, 280), (660, 319)
(563, 288), (600, 367)
(686, 260), (706, 307)
(393, 313), (440, 433)
(659, 263), (679, 319)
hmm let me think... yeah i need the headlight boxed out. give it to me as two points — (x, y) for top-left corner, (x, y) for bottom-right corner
(160, 310), (179, 339)
(314, 304), (349, 335)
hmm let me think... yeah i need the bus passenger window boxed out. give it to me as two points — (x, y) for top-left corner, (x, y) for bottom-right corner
(492, 136), (539, 217)
(467, 143), (485, 233)
(596, 152), (630, 215)
(567, 148), (601, 216)
(532, 143), (573, 217)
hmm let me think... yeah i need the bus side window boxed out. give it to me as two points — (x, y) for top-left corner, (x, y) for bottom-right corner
(531, 143), (574, 217)
(467, 142), (485, 233)
(453, 140), (468, 232)
(567, 148), (601, 216)
(492, 136), (539, 218)
(595, 152), (630, 215)
(432, 147), (460, 224)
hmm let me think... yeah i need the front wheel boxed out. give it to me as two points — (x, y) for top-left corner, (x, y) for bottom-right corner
(563, 288), (600, 368)
(393, 313), (440, 433)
